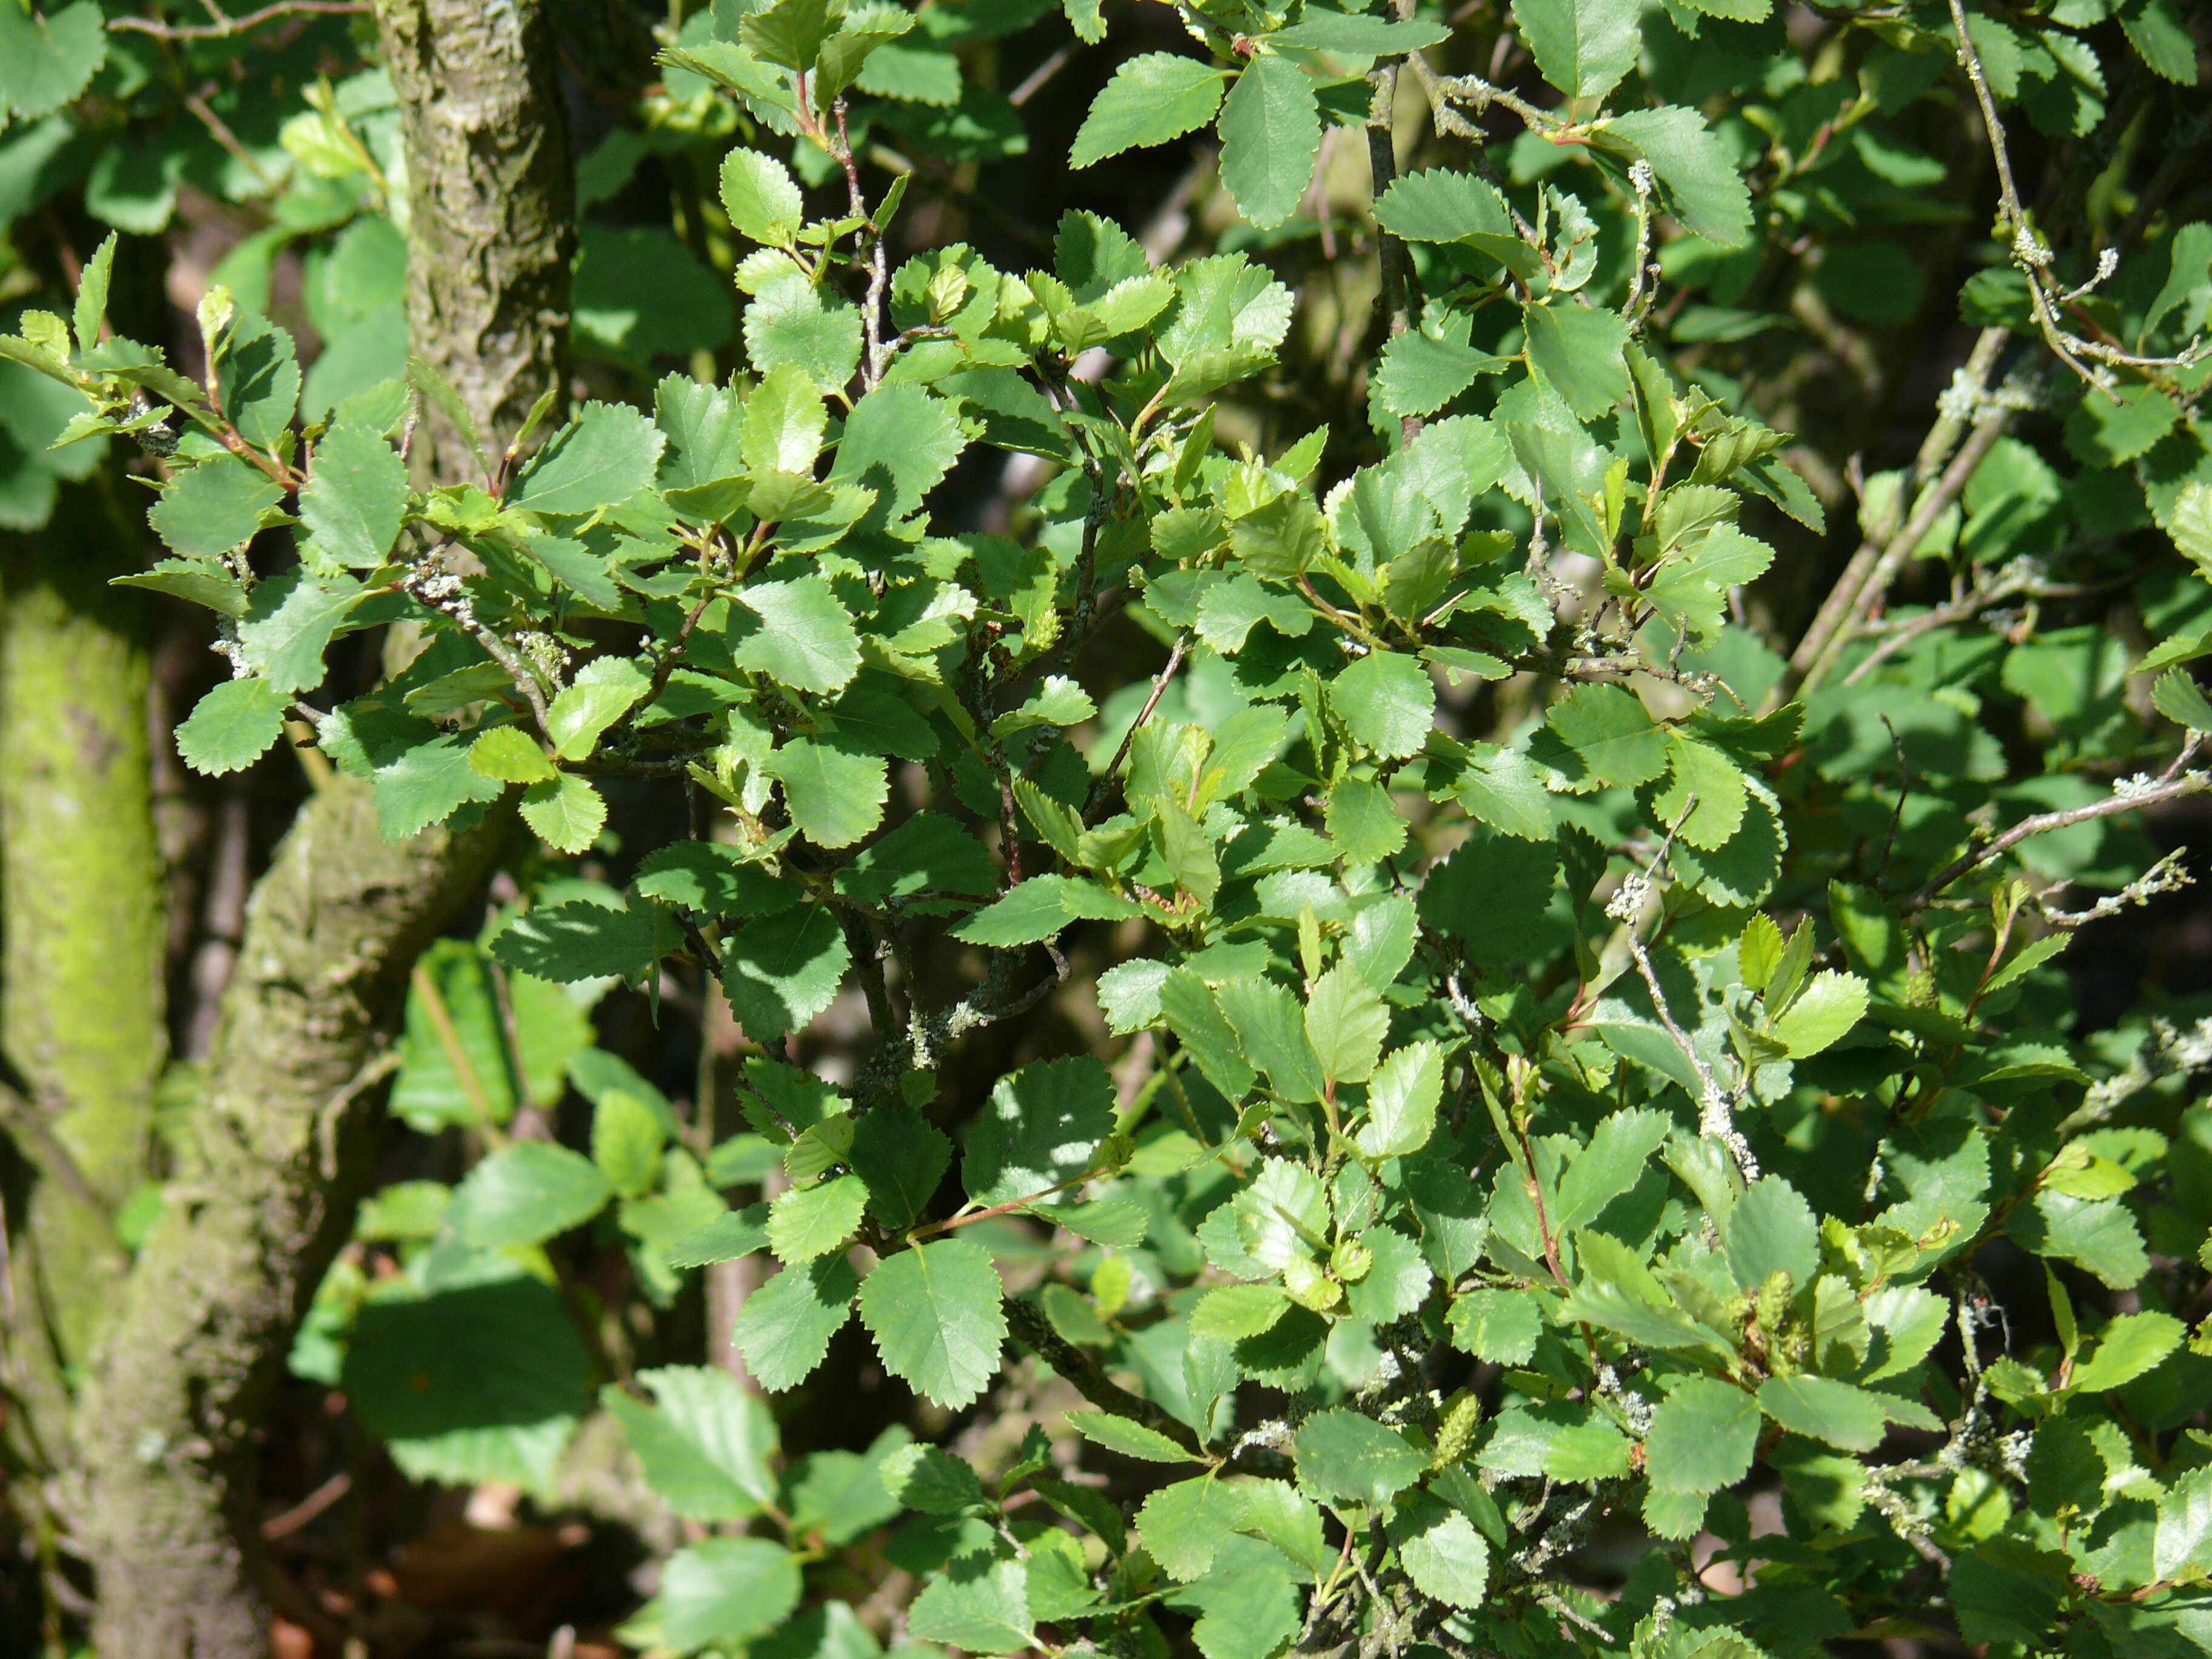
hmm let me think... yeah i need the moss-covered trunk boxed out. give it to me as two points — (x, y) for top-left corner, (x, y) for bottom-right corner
(75, 781), (508, 1658)
(0, 483), (166, 1480)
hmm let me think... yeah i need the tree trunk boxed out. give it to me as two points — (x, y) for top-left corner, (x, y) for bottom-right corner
(0, 481), (166, 1470)
(75, 781), (508, 1658)
(376, 0), (575, 484)
(56, 1), (575, 1647)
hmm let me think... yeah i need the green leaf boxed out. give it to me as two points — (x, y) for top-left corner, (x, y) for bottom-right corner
(857, 1239), (1008, 1409)
(239, 568), (363, 695)
(458, 1142), (615, 1250)
(720, 904), (851, 1034)
(666, 1202), (771, 1268)
(1595, 107), (1755, 249)
(745, 269), (863, 392)
(1070, 54), (1228, 169)
(1553, 1107), (1672, 1233)
(1651, 735), (1749, 848)
(1355, 1040), (1442, 1159)
(739, 360), (828, 476)
(908, 1558), (1033, 1655)
(1331, 651), (1435, 759)
(470, 725), (557, 785)
(1544, 683), (1666, 787)
(1644, 1378), (1759, 1495)
(1755, 1375), (1893, 1452)
(509, 401), (666, 516)
(1721, 1175), (1820, 1292)
(1173, 1534), (1303, 1659)
(341, 1257), (591, 1493)
(0, 2), (107, 124)
(963, 1055), (1115, 1207)
(2070, 1310), (2186, 1393)
(1522, 301), (1631, 418)
(176, 677), (289, 776)
(492, 893), (668, 985)
(1344, 1224), (1434, 1324)
(1373, 309), (1504, 419)
(848, 1105), (952, 1230)
(1274, 7), (1450, 52)
(149, 456), (284, 559)
(1218, 55), (1321, 232)
(1392, 1493), (1491, 1609)
(2155, 1466), (2212, 1581)
(546, 655), (651, 761)
(732, 575), (862, 694)
(1292, 1409), (1426, 1506)
(733, 1255), (858, 1389)
(592, 1088), (665, 1198)
(301, 421), (409, 568)
(880, 1441), (985, 1512)
(764, 738), (887, 848)
(826, 381), (967, 528)
(1372, 169), (1540, 280)
(1771, 970), (1868, 1058)
(603, 1364), (780, 1520)
(221, 313), (300, 449)
(1305, 964), (1389, 1086)
(1513, 0), (1640, 101)
(1447, 1287), (1541, 1365)
(1219, 977), (1326, 1104)
(2118, 0), (2197, 85)
(519, 773), (606, 854)
(950, 875), (1144, 946)
(1137, 1475), (1249, 1580)
(1068, 1410), (1205, 1463)
(630, 1538), (801, 1654)
(1191, 1284), (1293, 1341)
(720, 147), (805, 247)
(2006, 1191), (2150, 1289)
(768, 1174), (868, 1262)
(2153, 668), (2212, 732)
(739, 0), (833, 69)
(75, 227), (118, 347)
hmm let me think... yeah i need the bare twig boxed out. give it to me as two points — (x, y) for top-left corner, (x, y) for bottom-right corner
(1907, 749), (2210, 911)
(109, 0), (366, 38)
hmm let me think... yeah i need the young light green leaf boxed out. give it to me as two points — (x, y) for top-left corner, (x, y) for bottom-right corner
(720, 147), (805, 247)
(518, 773), (606, 854)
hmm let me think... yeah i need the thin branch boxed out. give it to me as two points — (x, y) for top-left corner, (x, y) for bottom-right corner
(1084, 631), (1188, 817)
(1907, 752), (2211, 911)
(109, 0), (366, 38)
(1002, 1295), (1207, 1457)
(1792, 405), (2014, 697)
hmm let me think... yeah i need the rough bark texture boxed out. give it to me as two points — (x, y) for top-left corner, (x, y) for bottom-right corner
(0, 489), (166, 1454)
(53, 5), (574, 1649)
(75, 780), (507, 1659)
(376, 0), (575, 483)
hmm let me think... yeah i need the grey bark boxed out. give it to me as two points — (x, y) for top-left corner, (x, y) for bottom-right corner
(50, 2), (575, 1650)
(376, 0), (575, 484)
(75, 782), (508, 1657)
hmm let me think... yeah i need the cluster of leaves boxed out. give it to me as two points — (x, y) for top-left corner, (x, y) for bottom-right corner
(12, 0), (2212, 1652)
